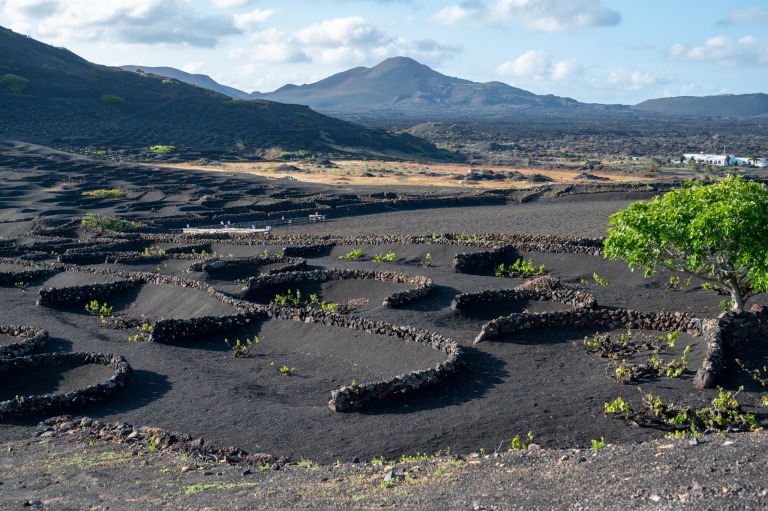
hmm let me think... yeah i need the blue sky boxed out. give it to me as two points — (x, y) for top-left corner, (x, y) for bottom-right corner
(1, 0), (767, 104)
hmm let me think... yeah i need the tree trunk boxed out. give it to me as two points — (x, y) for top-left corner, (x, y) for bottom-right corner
(728, 282), (745, 311)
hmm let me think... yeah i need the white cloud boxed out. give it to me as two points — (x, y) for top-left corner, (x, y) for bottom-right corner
(212, 0), (249, 7)
(2, 0), (241, 48)
(496, 50), (582, 80)
(431, 0), (620, 32)
(230, 16), (460, 68)
(607, 67), (666, 89)
(430, 3), (485, 26)
(294, 17), (390, 48)
(669, 35), (768, 67)
(230, 28), (309, 64)
(181, 61), (205, 73)
(717, 8), (768, 26)
(233, 8), (275, 31)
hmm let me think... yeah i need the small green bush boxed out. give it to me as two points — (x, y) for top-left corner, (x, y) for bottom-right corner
(82, 189), (125, 198)
(100, 94), (125, 105)
(0, 73), (29, 94)
(149, 145), (175, 154)
(81, 213), (141, 231)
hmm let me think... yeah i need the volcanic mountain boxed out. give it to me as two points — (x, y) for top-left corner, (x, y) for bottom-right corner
(249, 57), (582, 116)
(632, 93), (768, 118)
(0, 27), (444, 159)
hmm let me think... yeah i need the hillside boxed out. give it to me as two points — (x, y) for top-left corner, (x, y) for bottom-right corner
(120, 65), (251, 99)
(0, 27), (446, 160)
(632, 93), (768, 118)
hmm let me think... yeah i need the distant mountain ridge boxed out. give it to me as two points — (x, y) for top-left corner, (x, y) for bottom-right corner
(632, 93), (768, 118)
(120, 65), (251, 99)
(0, 26), (445, 159)
(116, 57), (767, 120)
(249, 57), (582, 114)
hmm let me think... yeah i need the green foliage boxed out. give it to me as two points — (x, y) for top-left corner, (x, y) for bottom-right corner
(128, 323), (153, 342)
(510, 431), (535, 450)
(605, 387), (760, 435)
(0, 73), (29, 93)
(100, 94), (125, 105)
(278, 365), (295, 375)
(82, 189), (125, 198)
(141, 245), (166, 256)
(270, 289), (302, 307)
(85, 300), (113, 321)
(494, 258), (545, 278)
(224, 336), (259, 357)
(81, 214), (141, 231)
(372, 251), (397, 262)
(591, 437), (606, 449)
(338, 248), (362, 260)
(604, 176), (768, 311)
(149, 145), (175, 153)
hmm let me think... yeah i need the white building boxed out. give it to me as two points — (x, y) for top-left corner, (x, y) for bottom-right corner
(683, 153), (767, 168)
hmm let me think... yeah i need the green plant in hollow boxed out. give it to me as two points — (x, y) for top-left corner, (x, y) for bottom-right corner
(149, 145), (175, 154)
(604, 175), (768, 311)
(278, 365), (295, 375)
(592, 273), (609, 286)
(591, 437), (606, 449)
(224, 337), (259, 358)
(141, 246), (166, 256)
(605, 387), (760, 435)
(270, 289), (302, 307)
(495, 258), (545, 278)
(338, 248), (362, 260)
(14, 281), (27, 292)
(372, 251), (397, 262)
(128, 323), (153, 342)
(81, 213), (141, 231)
(82, 189), (125, 198)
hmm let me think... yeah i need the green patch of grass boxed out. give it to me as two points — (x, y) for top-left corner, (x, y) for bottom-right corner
(149, 145), (175, 153)
(183, 481), (260, 496)
(81, 213), (141, 231)
(100, 94), (125, 105)
(82, 189), (125, 198)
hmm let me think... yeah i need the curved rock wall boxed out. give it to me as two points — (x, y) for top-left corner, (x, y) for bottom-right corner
(244, 269), (434, 307)
(0, 352), (131, 418)
(452, 276), (596, 311)
(0, 325), (49, 358)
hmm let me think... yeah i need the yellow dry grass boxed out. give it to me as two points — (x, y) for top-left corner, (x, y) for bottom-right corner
(152, 160), (685, 189)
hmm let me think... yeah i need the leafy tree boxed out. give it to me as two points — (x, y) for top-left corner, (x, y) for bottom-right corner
(604, 175), (768, 311)
(0, 73), (29, 94)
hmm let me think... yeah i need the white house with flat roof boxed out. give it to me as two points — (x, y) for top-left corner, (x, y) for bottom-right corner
(683, 153), (767, 167)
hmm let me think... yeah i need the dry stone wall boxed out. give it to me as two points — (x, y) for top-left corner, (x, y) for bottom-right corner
(474, 308), (704, 345)
(0, 352), (131, 418)
(188, 255), (306, 274)
(452, 276), (596, 311)
(0, 325), (49, 358)
(260, 306), (463, 412)
(37, 280), (141, 307)
(244, 269), (434, 307)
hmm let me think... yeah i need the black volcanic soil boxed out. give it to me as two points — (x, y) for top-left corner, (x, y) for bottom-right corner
(1, 143), (767, 509)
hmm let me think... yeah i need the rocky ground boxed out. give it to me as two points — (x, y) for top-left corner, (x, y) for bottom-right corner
(1, 143), (767, 510)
